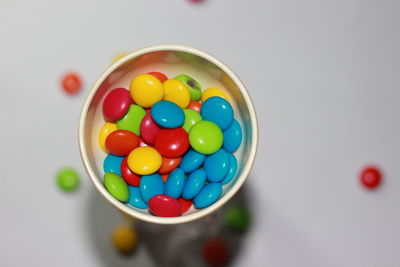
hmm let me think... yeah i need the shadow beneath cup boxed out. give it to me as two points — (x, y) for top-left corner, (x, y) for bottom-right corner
(84, 183), (254, 267)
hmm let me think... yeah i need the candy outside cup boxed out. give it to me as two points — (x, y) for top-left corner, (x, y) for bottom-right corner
(79, 44), (258, 224)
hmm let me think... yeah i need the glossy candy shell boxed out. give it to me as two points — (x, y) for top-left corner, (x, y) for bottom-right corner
(116, 104), (146, 136)
(165, 168), (185, 199)
(223, 119), (242, 153)
(130, 74), (164, 107)
(222, 153), (237, 185)
(200, 96), (233, 131)
(193, 183), (222, 208)
(179, 149), (206, 173)
(189, 120), (223, 155)
(149, 195), (182, 217)
(104, 172), (129, 202)
(159, 157), (182, 174)
(163, 79), (191, 109)
(182, 109), (202, 132)
(127, 147), (162, 175)
(102, 88), (133, 121)
(140, 113), (161, 145)
(103, 154), (124, 176)
(151, 101), (184, 128)
(139, 173), (165, 203)
(105, 130), (140, 156)
(120, 157), (141, 186)
(203, 149), (230, 182)
(128, 186), (148, 209)
(182, 169), (207, 199)
(155, 128), (190, 158)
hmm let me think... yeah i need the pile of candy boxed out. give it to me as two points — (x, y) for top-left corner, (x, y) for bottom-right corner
(99, 72), (242, 217)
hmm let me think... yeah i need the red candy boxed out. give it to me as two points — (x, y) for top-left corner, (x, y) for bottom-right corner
(360, 165), (382, 189)
(149, 195), (182, 217)
(178, 198), (192, 214)
(140, 113), (161, 145)
(103, 88), (134, 121)
(202, 238), (230, 267)
(147, 71), (168, 83)
(120, 157), (141, 186)
(140, 139), (148, 147)
(105, 130), (139, 156)
(61, 72), (82, 95)
(187, 101), (201, 113)
(155, 128), (190, 158)
(159, 157), (182, 174)
(161, 173), (169, 182)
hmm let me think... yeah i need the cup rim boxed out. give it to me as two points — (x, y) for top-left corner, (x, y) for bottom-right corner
(78, 44), (258, 224)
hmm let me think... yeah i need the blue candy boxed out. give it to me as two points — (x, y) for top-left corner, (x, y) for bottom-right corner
(128, 186), (148, 209)
(179, 149), (206, 173)
(139, 173), (164, 203)
(200, 96), (233, 131)
(151, 100), (184, 128)
(222, 153), (238, 184)
(182, 169), (206, 200)
(103, 154), (124, 176)
(165, 168), (186, 199)
(223, 119), (242, 153)
(203, 149), (229, 182)
(193, 183), (222, 208)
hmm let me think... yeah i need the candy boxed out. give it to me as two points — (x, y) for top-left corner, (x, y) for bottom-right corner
(187, 100), (201, 113)
(165, 168), (185, 199)
(140, 113), (161, 145)
(61, 72), (82, 95)
(163, 79), (191, 109)
(120, 157), (141, 186)
(159, 157), (182, 174)
(103, 88), (134, 121)
(104, 172), (129, 202)
(178, 198), (192, 214)
(360, 166), (382, 189)
(204, 149), (230, 182)
(175, 74), (202, 101)
(151, 100), (184, 128)
(128, 186), (148, 209)
(103, 154), (124, 176)
(98, 122), (118, 153)
(155, 128), (190, 158)
(116, 104), (146, 136)
(189, 120), (223, 154)
(193, 183), (222, 208)
(225, 205), (250, 231)
(111, 225), (138, 255)
(179, 149), (206, 173)
(182, 109), (202, 132)
(222, 153), (237, 185)
(161, 173), (169, 182)
(56, 167), (80, 192)
(222, 119), (242, 153)
(130, 74), (164, 107)
(182, 169), (207, 199)
(148, 71), (168, 83)
(201, 96), (233, 131)
(201, 88), (229, 103)
(202, 238), (230, 267)
(139, 173), (165, 203)
(105, 130), (140, 156)
(149, 195), (182, 217)
(127, 147), (162, 175)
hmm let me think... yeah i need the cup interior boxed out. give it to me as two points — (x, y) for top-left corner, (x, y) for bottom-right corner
(79, 45), (258, 224)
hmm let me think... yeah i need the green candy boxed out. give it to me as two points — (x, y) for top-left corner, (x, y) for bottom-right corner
(56, 167), (80, 192)
(104, 172), (129, 202)
(225, 205), (251, 232)
(116, 104), (146, 136)
(182, 109), (202, 133)
(189, 120), (223, 154)
(175, 74), (202, 101)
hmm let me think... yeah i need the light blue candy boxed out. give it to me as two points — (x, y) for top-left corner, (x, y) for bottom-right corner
(151, 100), (184, 128)
(103, 154), (124, 176)
(222, 153), (237, 184)
(193, 183), (222, 208)
(204, 149), (229, 182)
(165, 168), (185, 199)
(139, 173), (164, 203)
(223, 119), (242, 153)
(200, 96), (233, 131)
(182, 169), (206, 200)
(128, 186), (148, 209)
(179, 149), (206, 173)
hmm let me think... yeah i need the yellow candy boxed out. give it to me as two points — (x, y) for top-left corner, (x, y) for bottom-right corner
(127, 147), (162, 175)
(163, 79), (191, 109)
(201, 88), (230, 103)
(98, 122), (117, 152)
(111, 225), (138, 254)
(130, 74), (164, 108)
(111, 52), (129, 64)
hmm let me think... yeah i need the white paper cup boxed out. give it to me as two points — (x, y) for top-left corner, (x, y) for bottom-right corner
(79, 45), (258, 224)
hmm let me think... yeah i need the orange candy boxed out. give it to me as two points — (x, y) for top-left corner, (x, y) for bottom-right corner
(61, 72), (82, 94)
(159, 157), (182, 174)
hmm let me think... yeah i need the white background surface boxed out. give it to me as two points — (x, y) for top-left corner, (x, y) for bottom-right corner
(1, 0), (400, 266)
